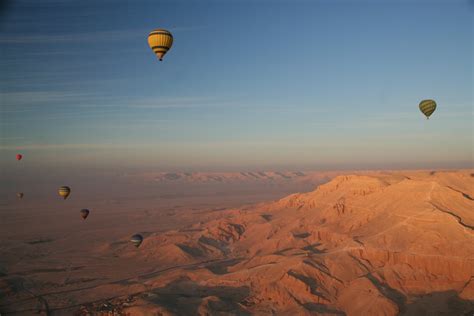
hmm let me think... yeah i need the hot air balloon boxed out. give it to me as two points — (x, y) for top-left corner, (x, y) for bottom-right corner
(17, 192), (24, 199)
(147, 29), (173, 61)
(419, 99), (437, 119)
(80, 209), (90, 220)
(58, 186), (71, 199)
(16, 154), (22, 161)
(130, 234), (143, 248)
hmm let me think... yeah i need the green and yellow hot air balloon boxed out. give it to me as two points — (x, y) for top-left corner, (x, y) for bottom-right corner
(58, 186), (71, 200)
(147, 29), (173, 61)
(419, 99), (437, 119)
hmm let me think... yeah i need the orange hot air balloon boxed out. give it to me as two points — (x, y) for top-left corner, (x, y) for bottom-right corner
(16, 154), (22, 161)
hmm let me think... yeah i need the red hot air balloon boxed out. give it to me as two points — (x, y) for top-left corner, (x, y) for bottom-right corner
(16, 154), (22, 161)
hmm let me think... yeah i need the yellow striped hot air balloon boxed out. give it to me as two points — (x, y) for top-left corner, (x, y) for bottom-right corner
(147, 29), (173, 61)
(419, 99), (437, 119)
(58, 186), (71, 200)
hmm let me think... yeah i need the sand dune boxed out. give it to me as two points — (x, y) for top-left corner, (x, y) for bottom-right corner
(1, 170), (473, 315)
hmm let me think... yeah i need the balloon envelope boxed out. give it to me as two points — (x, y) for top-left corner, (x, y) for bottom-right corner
(80, 209), (90, 220)
(419, 99), (437, 119)
(147, 29), (173, 61)
(130, 234), (143, 248)
(58, 186), (71, 199)
(17, 192), (24, 199)
(16, 154), (22, 161)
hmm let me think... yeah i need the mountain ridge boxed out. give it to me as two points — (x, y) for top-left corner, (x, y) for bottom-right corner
(114, 170), (473, 315)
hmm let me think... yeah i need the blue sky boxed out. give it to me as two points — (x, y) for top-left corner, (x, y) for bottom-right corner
(0, 0), (472, 170)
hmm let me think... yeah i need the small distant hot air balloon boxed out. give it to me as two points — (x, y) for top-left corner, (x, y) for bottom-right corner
(130, 234), (143, 248)
(80, 209), (90, 220)
(419, 99), (437, 119)
(147, 29), (173, 61)
(16, 154), (22, 161)
(17, 192), (24, 199)
(58, 186), (71, 199)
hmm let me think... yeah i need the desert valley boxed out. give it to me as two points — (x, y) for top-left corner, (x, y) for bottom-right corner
(1, 169), (473, 315)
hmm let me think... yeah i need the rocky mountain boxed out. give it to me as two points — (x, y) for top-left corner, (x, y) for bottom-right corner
(115, 170), (474, 315)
